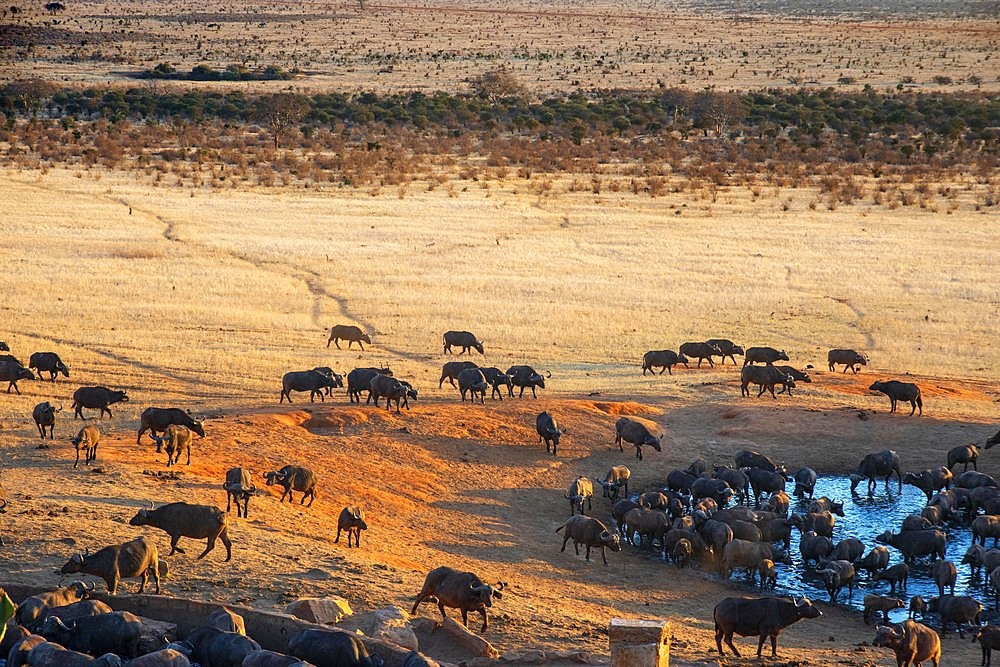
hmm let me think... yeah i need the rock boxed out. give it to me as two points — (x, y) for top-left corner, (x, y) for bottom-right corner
(285, 596), (353, 624)
(136, 616), (178, 655)
(502, 650), (545, 664)
(372, 606), (419, 651)
(442, 617), (499, 658)
(461, 658), (496, 667)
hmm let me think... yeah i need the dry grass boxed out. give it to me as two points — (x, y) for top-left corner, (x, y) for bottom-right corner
(0, 166), (996, 418)
(0, 167), (997, 667)
(3, 0), (998, 93)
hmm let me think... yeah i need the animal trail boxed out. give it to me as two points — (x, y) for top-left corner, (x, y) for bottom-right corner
(829, 296), (875, 349)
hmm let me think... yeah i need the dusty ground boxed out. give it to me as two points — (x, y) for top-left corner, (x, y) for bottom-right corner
(0, 168), (998, 665)
(2, 0), (997, 93)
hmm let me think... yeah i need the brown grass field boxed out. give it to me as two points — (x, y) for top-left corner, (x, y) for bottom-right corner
(0, 166), (997, 666)
(2, 0), (998, 93)
(0, 0), (998, 665)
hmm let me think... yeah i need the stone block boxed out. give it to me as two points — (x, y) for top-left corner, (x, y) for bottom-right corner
(608, 619), (669, 667)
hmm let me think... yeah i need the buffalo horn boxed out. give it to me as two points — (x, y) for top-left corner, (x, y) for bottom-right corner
(495, 581), (505, 591)
(0, 498), (7, 511)
(145, 499), (155, 510)
(84, 580), (96, 591)
(222, 481), (234, 491)
(545, 371), (552, 378)
(247, 483), (257, 494)
(55, 403), (63, 412)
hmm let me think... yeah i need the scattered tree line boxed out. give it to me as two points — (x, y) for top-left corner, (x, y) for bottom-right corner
(2, 83), (994, 148)
(0, 80), (995, 201)
(140, 63), (300, 82)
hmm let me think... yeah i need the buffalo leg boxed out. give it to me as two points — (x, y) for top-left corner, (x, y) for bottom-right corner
(585, 545), (592, 561)
(220, 527), (232, 561)
(74, 446), (81, 468)
(241, 496), (249, 518)
(601, 546), (608, 565)
(769, 633), (778, 657)
(561, 535), (570, 552)
(479, 608), (488, 632)
(724, 631), (741, 657)
(169, 536), (185, 555)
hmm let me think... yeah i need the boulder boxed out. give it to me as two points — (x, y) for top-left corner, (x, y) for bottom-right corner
(137, 615), (178, 655)
(373, 606), (419, 651)
(285, 597), (353, 625)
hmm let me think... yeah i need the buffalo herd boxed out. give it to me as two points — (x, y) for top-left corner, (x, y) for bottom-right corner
(0, 325), (994, 667)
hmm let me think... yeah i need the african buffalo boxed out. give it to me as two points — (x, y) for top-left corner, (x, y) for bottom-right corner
(828, 349), (869, 373)
(280, 369), (338, 403)
(641, 349), (688, 375)
(346, 366), (392, 403)
(706, 339), (745, 365)
(152, 424), (195, 466)
(872, 620), (940, 667)
(70, 425), (100, 468)
(28, 352), (69, 382)
(223, 467), (256, 518)
(0, 357), (34, 393)
(536, 411), (565, 455)
(32, 401), (61, 439)
(506, 365), (547, 398)
(614, 417), (662, 460)
(851, 450), (902, 496)
(741, 365), (794, 399)
(742, 347), (789, 366)
(480, 367), (513, 399)
(870, 380), (923, 416)
(71, 386), (128, 420)
(713, 596), (821, 658)
(327, 324), (371, 350)
(556, 515), (621, 565)
(335, 506), (367, 548)
(876, 529), (946, 564)
(59, 536), (160, 595)
(264, 465), (317, 506)
(137, 407), (205, 444)
(443, 330), (484, 355)
(457, 368), (488, 403)
(410, 566), (504, 632)
(130, 502), (233, 561)
(369, 375), (415, 412)
(439, 361), (477, 388)
(679, 341), (723, 368)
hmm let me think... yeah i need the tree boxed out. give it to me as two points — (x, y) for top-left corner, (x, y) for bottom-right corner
(3, 79), (57, 117)
(470, 67), (526, 104)
(257, 92), (309, 149)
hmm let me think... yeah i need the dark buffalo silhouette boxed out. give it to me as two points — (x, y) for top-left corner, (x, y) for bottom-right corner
(137, 407), (205, 444)
(443, 330), (484, 355)
(29, 352), (69, 381)
(870, 380), (922, 416)
(71, 386), (128, 419)
(327, 324), (371, 350)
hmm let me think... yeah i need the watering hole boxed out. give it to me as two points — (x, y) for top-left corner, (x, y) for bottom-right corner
(645, 475), (996, 624)
(772, 475), (992, 622)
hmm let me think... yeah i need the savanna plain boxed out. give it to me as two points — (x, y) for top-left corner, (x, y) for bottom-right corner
(1, 0), (999, 665)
